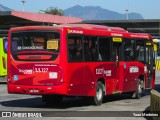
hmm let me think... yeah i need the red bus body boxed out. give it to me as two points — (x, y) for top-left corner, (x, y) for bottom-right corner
(7, 24), (155, 102)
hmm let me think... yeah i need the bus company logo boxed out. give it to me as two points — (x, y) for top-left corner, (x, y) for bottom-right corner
(67, 29), (83, 34)
(96, 68), (112, 76)
(19, 69), (33, 74)
(130, 34), (149, 39)
(17, 46), (43, 50)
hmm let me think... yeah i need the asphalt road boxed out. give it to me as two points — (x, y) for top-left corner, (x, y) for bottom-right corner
(0, 71), (160, 120)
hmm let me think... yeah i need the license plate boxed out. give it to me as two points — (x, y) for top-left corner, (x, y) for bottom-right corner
(29, 89), (39, 93)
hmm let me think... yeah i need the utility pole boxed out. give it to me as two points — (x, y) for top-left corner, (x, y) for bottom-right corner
(126, 0), (130, 20)
(126, 9), (129, 20)
(21, 0), (26, 12)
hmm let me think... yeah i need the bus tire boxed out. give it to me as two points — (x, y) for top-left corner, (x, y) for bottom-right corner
(92, 81), (104, 105)
(42, 95), (63, 105)
(132, 80), (143, 99)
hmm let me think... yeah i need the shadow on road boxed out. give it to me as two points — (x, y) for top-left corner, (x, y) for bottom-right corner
(0, 82), (7, 84)
(142, 82), (160, 120)
(0, 92), (151, 109)
(143, 106), (153, 120)
(154, 84), (160, 92)
(0, 82), (159, 109)
(0, 96), (94, 109)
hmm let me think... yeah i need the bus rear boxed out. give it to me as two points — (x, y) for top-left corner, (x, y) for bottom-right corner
(7, 24), (155, 106)
(7, 26), (67, 96)
(0, 38), (7, 77)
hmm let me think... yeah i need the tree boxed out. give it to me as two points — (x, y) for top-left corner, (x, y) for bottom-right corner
(39, 7), (64, 16)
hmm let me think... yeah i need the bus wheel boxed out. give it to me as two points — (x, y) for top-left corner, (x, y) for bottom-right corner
(133, 80), (143, 99)
(92, 81), (104, 105)
(42, 95), (63, 105)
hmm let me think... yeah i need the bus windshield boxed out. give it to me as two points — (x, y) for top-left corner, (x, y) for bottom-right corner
(11, 31), (60, 53)
(11, 31), (60, 61)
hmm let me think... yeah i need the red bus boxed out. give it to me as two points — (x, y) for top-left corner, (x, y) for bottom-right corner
(7, 24), (155, 105)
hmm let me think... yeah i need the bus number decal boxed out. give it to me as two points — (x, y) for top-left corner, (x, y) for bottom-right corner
(96, 68), (112, 76)
(96, 68), (103, 75)
(34, 68), (48, 73)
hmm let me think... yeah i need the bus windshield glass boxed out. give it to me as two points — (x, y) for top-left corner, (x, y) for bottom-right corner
(3, 38), (8, 53)
(11, 31), (60, 53)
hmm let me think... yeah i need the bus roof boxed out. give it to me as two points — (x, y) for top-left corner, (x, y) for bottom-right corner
(60, 24), (127, 32)
(10, 24), (152, 40)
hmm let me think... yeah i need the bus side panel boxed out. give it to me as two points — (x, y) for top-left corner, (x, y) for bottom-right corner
(0, 38), (7, 77)
(114, 62), (125, 93)
(66, 62), (116, 96)
(3, 52), (7, 76)
(66, 63), (86, 96)
(123, 62), (140, 92)
(0, 39), (2, 76)
(124, 62), (147, 92)
(62, 28), (95, 96)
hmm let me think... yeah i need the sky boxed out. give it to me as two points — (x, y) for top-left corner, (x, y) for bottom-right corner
(0, 0), (160, 19)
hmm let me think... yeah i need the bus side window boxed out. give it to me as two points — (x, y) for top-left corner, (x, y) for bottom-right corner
(67, 35), (83, 62)
(136, 40), (145, 61)
(34, 38), (44, 49)
(89, 37), (98, 61)
(98, 37), (111, 61)
(12, 38), (19, 52)
(83, 36), (90, 61)
(83, 36), (98, 61)
(124, 39), (135, 61)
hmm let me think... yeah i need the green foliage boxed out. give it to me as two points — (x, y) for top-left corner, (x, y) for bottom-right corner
(39, 7), (64, 16)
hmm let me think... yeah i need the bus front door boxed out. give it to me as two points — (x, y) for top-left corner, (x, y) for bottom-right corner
(145, 43), (154, 88)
